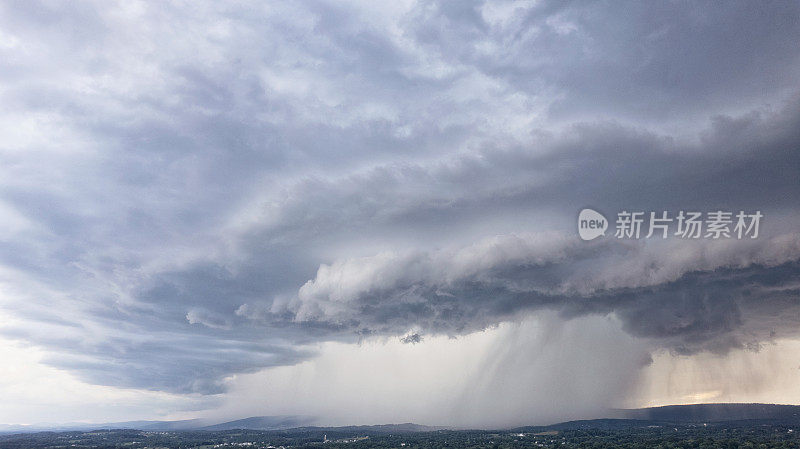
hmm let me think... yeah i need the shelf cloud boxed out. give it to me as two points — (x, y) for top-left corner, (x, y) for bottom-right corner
(0, 0), (798, 424)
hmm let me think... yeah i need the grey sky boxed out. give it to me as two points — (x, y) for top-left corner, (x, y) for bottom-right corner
(0, 0), (798, 425)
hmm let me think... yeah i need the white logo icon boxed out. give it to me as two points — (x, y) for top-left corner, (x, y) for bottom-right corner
(578, 208), (608, 241)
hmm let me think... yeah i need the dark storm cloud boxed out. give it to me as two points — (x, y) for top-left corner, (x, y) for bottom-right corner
(400, 333), (423, 344)
(0, 0), (797, 395)
(268, 233), (800, 354)
(402, 1), (800, 123)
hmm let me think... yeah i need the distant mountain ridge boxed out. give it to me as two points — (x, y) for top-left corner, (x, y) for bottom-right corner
(0, 416), (310, 434)
(618, 403), (800, 423)
(3, 403), (800, 434)
(200, 415), (316, 431)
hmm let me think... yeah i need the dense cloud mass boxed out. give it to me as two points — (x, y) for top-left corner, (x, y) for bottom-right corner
(269, 234), (800, 354)
(0, 0), (798, 415)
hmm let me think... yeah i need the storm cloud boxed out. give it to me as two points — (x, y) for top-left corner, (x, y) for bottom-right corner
(0, 0), (798, 416)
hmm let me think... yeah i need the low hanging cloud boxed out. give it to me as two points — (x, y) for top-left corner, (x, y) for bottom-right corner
(0, 0), (798, 408)
(256, 232), (800, 356)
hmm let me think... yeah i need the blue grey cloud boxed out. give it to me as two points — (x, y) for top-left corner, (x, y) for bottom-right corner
(0, 0), (797, 396)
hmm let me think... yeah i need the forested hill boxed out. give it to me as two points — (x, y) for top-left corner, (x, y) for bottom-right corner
(619, 403), (800, 423)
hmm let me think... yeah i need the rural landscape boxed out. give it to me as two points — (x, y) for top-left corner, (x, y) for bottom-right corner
(0, 1), (799, 448)
(3, 405), (800, 449)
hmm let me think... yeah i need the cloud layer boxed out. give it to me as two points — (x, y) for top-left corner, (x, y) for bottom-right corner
(0, 0), (798, 422)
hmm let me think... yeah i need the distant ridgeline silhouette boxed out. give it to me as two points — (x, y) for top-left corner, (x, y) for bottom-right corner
(620, 403), (800, 423)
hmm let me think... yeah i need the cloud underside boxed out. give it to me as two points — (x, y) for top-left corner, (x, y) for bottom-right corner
(0, 0), (797, 396)
(268, 235), (800, 355)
